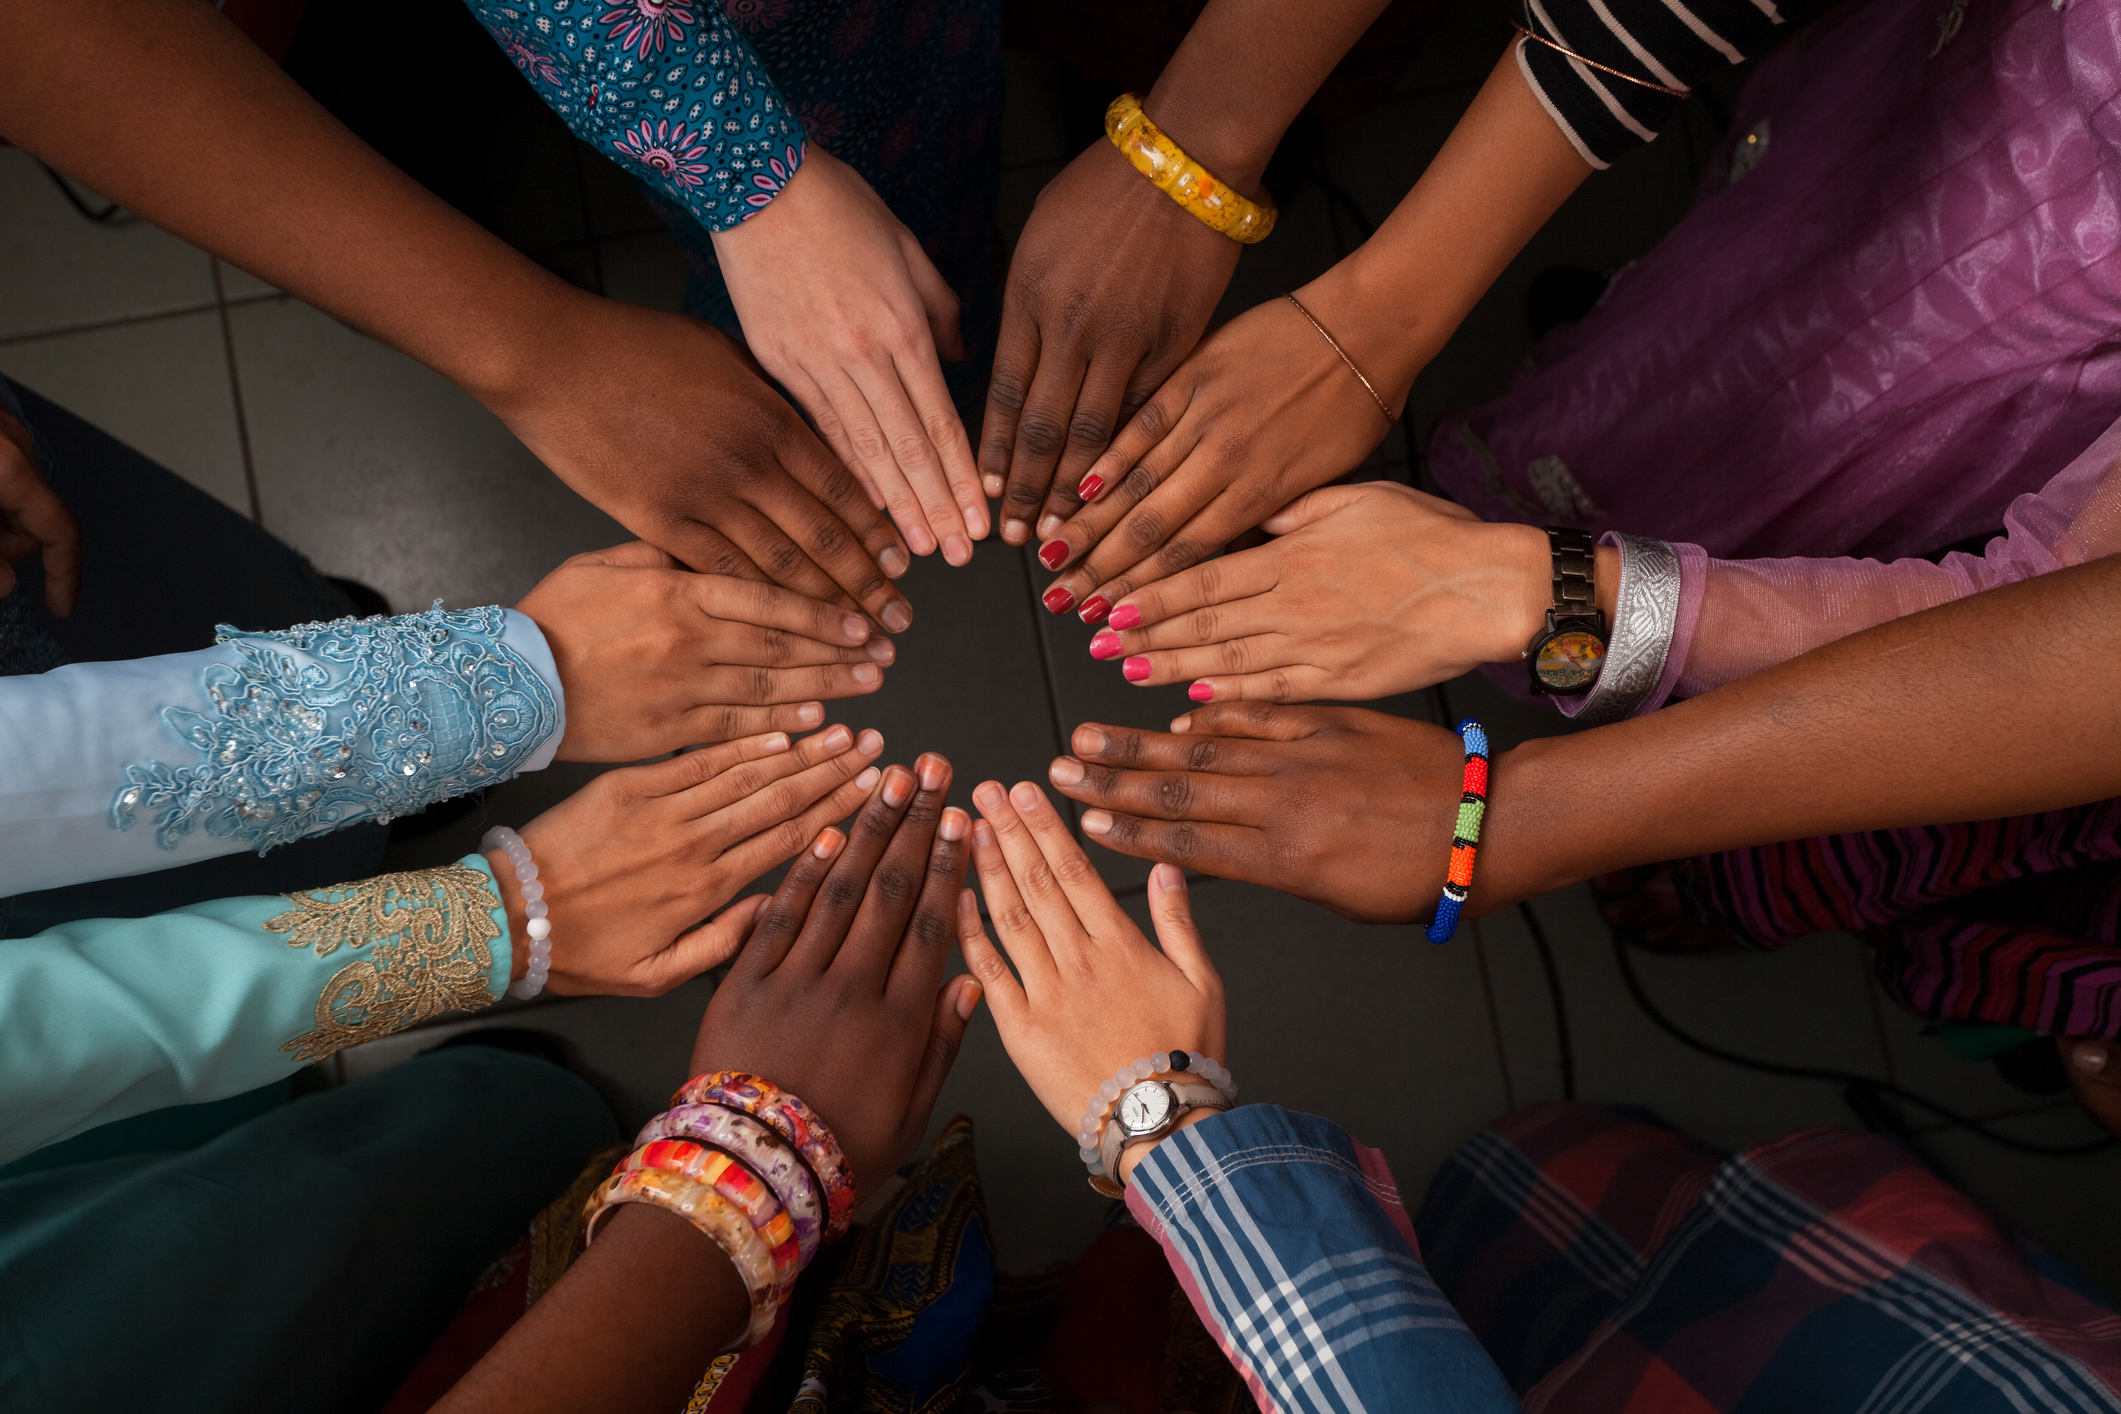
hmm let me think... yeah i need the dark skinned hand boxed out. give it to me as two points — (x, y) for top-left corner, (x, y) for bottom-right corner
(0, 407), (78, 616)
(1045, 702), (1466, 924)
(979, 138), (1240, 550)
(2061, 1038), (2121, 1140)
(688, 751), (981, 1198)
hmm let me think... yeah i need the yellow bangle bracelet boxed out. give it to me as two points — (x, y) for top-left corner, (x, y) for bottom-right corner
(1104, 94), (1277, 244)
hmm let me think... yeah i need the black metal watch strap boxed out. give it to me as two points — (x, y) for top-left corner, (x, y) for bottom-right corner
(1549, 525), (1598, 622)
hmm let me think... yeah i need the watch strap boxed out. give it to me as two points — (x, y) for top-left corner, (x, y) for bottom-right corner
(1097, 1082), (1230, 1182)
(1548, 525), (1598, 623)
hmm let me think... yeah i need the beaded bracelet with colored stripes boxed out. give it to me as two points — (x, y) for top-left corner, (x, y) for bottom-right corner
(1426, 718), (1490, 945)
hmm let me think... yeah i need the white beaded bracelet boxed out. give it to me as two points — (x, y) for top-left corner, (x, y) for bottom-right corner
(482, 825), (552, 1000)
(1076, 1051), (1237, 1178)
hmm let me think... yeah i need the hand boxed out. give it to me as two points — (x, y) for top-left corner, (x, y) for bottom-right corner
(714, 148), (988, 565)
(1084, 482), (1554, 701)
(955, 779), (1224, 1140)
(516, 541), (895, 761)
(1032, 285), (1399, 623)
(689, 753), (979, 1197)
(1045, 703), (1466, 924)
(487, 296), (916, 635)
(485, 724), (886, 996)
(979, 138), (1240, 548)
(0, 408), (79, 616)
(2061, 1038), (2121, 1139)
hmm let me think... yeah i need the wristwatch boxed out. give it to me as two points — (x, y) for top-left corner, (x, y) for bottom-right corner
(1524, 525), (1607, 696)
(1090, 1079), (1230, 1197)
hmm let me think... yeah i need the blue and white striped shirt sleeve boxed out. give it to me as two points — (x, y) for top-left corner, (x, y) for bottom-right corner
(1125, 1105), (1518, 1414)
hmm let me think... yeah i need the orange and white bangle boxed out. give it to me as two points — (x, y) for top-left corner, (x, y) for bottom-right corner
(617, 1138), (801, 1304)
(584, 1166), (780, 1349)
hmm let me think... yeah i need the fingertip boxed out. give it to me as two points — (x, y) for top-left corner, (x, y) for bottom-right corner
(971, 780), (1007, 815)
(964, 502), (991, 539)
(853, 663), (882, 686)
(1081, 808), (1112, 837)
(879, 546), (911, 578)
(819, 724), (854, 754)
(939, 806), (969, 842)
(881, 600), (913, 634)
(854, 765), (882, 792)
(971, 818), (997, 849)
(916, 751), (950, 792)
(857, 728), (884, 757)
(1008, 781), (1048, 812)
(797, 702), (825, 727)
(1152, 862), (1188, 896)
(1002, 519), (1030, 547)
(943, 534), (972, 567)
(982, 473), (1004, 499)
(864, 636), (896, 664)
(763, 731), (791, 754)
(1189, 681), (1215, 703)
(1170, 714), (1193, 734)
(2072, 1039), (2110, 1075)
(954, 976), (982, 1021)
(812, 827), (845, 860)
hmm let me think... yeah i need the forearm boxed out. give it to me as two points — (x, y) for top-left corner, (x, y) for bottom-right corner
(0, 0), (580, 401)
(1480, 555), (2121, 907)
(1143, 0), (1396, 192)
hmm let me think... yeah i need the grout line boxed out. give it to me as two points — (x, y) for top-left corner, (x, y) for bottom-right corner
(210, 260), (264, 525)
(0, 288), (289, 350)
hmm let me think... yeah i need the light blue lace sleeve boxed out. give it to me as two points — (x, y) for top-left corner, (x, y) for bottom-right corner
(0, 605), (565, 896)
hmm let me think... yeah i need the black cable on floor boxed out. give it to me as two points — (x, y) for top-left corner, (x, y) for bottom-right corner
(1611, 933), (2114, 1158)
(1519, 901), (1577, 1101)
(42, 164), (121, 224)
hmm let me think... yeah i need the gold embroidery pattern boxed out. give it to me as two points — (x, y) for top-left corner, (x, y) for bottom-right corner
(270, 864), (503, 1061)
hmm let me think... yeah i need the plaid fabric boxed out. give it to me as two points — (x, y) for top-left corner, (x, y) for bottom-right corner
(1416, 1103), (2121, 1413)
(1127, 1105), (1519, 1414)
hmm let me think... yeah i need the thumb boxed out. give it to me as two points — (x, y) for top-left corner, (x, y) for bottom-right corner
(658, 894), (770, 982)
(1147, 863), (1220, 995)
(899, 229), (965, 362)
(1261, 483), (1365, 536)
(576, 539), (684, 570)
(902, 974), (981, 1140)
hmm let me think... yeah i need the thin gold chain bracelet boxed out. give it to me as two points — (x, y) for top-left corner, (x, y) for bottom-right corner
(1283, 293), (1396, 426)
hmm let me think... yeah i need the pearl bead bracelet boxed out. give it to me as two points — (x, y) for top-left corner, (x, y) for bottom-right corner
(1076, 1050), (1237, 1178)
(482, 825), (552, 1000)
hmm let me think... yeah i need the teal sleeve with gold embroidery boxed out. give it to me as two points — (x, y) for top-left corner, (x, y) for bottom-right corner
(0, 855), (512, 1164)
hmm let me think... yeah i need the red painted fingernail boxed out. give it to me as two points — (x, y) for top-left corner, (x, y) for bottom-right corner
(1123, 656), (1151, 683)
(1042, 585), (1075, 614)
(1078, 595), (1110, 625)
(1078, 472), (1105, 501)
(1038, 541), (1068, 570)
(1090, 630), (1123, 660)
(1109, 604), (1141, 631)
(1189, 681), (1214, 702)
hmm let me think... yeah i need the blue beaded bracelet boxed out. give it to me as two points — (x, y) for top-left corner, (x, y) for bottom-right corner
(1425, 719), (1490, 945)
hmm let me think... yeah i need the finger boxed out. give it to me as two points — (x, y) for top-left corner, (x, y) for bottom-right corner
(636, 728), (805, 800)
(1000, 354), (1089, 549)
(653, 518), (771, 584)
(783, 762), (919, 972)
(688, 661), (887, 714)
(953, 887), (1024, 1016)
(1034, 357), (1137, 541)
(769, 429), (920, 630)
(894, 347), (989, 543)
(1146, 863), (1220, 998)
(972, 779), (1111, 948)
(967, 808), (1056, 988)
(1105, 637), (1319, 695)
(643, 894), (769, 992)
(736, 826), (848, 977)
(1169, 665), (1340, 706)
(695, 575), (879, 648)
(701, 724), (885, 832)
(713, 757), (888, 891)
(900, 229), (966, 362)
(1258, 483), (1369, 536)
(1099, 548), (1279, 636)
(886, 801), (972, 1004)
(1077, 808), (1264, 879)
(898, 973), (980, 1150)
(837, 752), (955, 983)
(1068, 371), (1197, 525)
(817, 363), (940, 559)
(1049, 456), (1246, 612)
(1062, 719), (1291, 775)
(847, 356), (973, 563)
(1034, 400), (1202, 614)
(674, 700), (828, 745)
(1046, 747), (1269, 826)
(571, 540), (687, 570)
(1157, 701), (1333, 744)
(978, 306), (1040, 504)
(782, 362), (889, 513)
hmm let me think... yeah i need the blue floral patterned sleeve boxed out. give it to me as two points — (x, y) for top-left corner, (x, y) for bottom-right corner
(466, 0), (807, 232)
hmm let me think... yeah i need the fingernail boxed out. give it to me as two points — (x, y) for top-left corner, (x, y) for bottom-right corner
(982, 474), (1004, 498)
(907, 524), (937, 556)
(1003, 519), (1030, 546)
(842, 613), (871, 642)
(1042, 585), (1075, 614)
(1078, 595), (1110, 625)
(2074, 1040), (2111, 1074)
(763, 732), (790, 753)
(822, 725), (853, 752)
(1009, 781), (1045, 811)
(865, 637), (896, 664)
(972, 819), (996, 849)
(1170, 715), (1192, 734)
(1073, 726), (1107, 756)
(881, 601), (913, 634)
(853, 663), (881, 685)
(797, 702), (824, 726)
(918, 754), (948, 791)
(1037, 515), (1064, 541)
(955, 979), (982, 1020)
(973, 780), (1006, 812)
(1123, 656), (1151, 683)
(939, 806), (968, 842)
(965, 504), (991, 538)
(812, 828), (843, 858)
(944, 535), (972, 566)
(1049, 756), (1084, 787)
(883, 768), (913, 807)
(857, 728), (884, 755)
(1038, 540), (1068, 571)
(1082, 809), (1113, 837)
(880, 547), (910, 578)
(1189, 681), (1214, 702)
(1089, 630), (1123, 660)
(1153, 862), (1187, 894)
(1078, 472), (1105, 501)
(855, 766), (881, 791)
(1109, 605), (1142, 631)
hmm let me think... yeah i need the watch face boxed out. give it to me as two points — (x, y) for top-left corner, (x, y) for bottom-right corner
(1535, 629), (1605, 692)
(1117, 1082), (1174, 1135)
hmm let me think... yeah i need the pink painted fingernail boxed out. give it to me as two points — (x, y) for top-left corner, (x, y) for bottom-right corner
(1042, 585), (1075, 614)
(1189, 681), (1214, 702)
(1089, 630), (1123, 660)
(1109, 604), (1141, 631)
(1123, 656), (1151, 683)
(1038, 540), (1069, 570)
(1078, 595), (1110, 625)
(1078, 472), (1105, 501)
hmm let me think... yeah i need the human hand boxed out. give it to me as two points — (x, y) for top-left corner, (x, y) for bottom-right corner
(488, 296), (915, 634)
(516, 540), (895, 761)
(486, 724), (886, 996)
(713, 148), (988, 565)
(1084, 481), (1553, 701)
(1031, 285), (1400, 623)
(980, 138), (1239, 548)
(2061, 1038), (2121, 1139)
(1046, 703), (1466, 924)
(0, 408), (78, 616)
(955, 779), (1224, 1139)
(688, 753), (979, 1197)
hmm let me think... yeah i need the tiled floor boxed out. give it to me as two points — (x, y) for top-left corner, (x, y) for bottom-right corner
(5, 18), (2116, 1304)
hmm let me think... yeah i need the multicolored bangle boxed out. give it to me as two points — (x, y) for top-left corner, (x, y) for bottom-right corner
(641, 1104), (826, 1267)
(1104, 94), (1277, 244)
(618, 1140), (801, 1303)
(1426, 719), (1490, 945)
(583, 1167), (780, 1349)
(674, 1072), (858, 1240)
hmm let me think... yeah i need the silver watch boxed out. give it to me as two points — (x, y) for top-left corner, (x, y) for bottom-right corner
(1091, 1080), (1229, 1196)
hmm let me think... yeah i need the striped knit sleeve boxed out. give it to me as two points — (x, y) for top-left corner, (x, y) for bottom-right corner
(1515, 0), (1785, 168)
(1125, 1106), (1518, 1414)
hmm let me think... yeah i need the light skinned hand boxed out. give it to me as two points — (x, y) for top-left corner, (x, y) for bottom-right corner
(0, 408), (79, 616)
(956, 779), (1225, 1139)
(488, 296), (916, 634)
(1047, 704), (1467, 924)
(1032, 285), (1398, 624)
(714, 147), (987, 565)
(483, 724), (886, 996)
(979, 138), (1239, 548)
(690, 752), (981, 1197)
(515, 540), (896, 761)
(1084, 481), (1557, 702)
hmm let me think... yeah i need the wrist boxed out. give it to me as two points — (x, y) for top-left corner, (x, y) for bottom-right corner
(484, 848), (531, 984)
(457, 281), (608, 416)
(1115, 1104), (1222, 1185)
(1138, 85), (1277, 197)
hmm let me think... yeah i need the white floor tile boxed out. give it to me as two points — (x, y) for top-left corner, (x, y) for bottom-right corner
(0, 151), (219, 340)
(0, 312), (252, 516)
